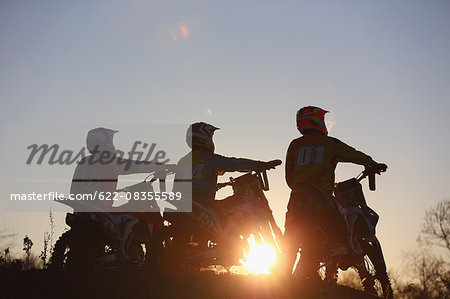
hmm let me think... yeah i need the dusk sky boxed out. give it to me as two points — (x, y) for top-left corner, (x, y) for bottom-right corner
(1, 0), (450, 273)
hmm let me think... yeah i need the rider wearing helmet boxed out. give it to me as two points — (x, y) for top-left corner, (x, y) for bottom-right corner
(177, 122), (280, 202)
(167, 122), (281, 251)
(283, 106), (386, 279)
(70, 128), (175, 259)
(71, 127), (174, 209)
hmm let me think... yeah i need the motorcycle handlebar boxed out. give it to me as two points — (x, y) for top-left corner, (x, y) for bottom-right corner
(357, 164), (387, 191)
(368, 172), (376, 191)
(216, 181), (233, 190)
(117, 170), (174, 193)
(216, 166), (278, 191)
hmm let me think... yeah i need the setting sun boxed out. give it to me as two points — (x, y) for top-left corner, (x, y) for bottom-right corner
(240, 234), (277, 275)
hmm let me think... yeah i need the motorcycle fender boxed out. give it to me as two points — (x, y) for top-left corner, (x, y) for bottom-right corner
(362, 206), (379, 233)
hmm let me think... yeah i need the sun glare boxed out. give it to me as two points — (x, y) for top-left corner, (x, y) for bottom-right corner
(240, 234), (277, 274)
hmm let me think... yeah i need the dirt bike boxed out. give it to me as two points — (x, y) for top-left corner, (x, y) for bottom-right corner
(51, 171), (172, 269)
(292, 165), (393, 298)
(158, 166), (283, 273)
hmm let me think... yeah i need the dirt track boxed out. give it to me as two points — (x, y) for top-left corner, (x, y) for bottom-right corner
(0, 267), (379, 299)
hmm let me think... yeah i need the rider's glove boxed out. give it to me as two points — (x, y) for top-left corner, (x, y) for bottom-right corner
(376, 163), (388, 173)
(265, 159), (282, 170)
(368, 161), (387, 174)
(155, 163), (176, 175)
(165, 164), (177, 173)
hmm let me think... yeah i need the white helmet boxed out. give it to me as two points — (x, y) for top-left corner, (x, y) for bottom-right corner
(186, 122), (219, 152)
(86, 127), (118, 154)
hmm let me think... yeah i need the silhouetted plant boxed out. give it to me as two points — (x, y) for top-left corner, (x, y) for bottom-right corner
(12, 258), (23, 270)
(38, 209), (56, 268)
(39, 232), (50, 268)
(0, 247), (13, 269)
(23, 235), (33, 270)
(49, 208), (55, 253)
(419, 199), (450, 254)
(394, 250), (449, 299)
(4, 247), (10, 262)
(0, 229), (15, 252)
(393, 199), (450, 298)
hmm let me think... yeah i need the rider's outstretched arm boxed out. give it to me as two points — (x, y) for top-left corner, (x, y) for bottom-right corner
(113, 157), (175, 175)
(331, 137), (375, 166)
(212, 154), (279, 173)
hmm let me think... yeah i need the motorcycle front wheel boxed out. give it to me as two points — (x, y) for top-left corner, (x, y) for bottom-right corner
(51, 230), (97, 270)
(356, 238), (393, 299)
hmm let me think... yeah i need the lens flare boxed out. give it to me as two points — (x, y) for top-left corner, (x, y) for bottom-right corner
(240, 234), (277, 274)
(179, 24), (190, 40)
(325, 114), (336, 133)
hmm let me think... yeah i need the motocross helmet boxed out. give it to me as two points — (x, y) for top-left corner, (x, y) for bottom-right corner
(296, 106), (329, 136)
(86, 127), (118, 154)
(186, 122), (219, 152)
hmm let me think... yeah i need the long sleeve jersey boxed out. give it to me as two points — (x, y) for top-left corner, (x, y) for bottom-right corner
(70, 155), (165, 210)
(285, 133), (373, 195)
(174, 150), (267, 203)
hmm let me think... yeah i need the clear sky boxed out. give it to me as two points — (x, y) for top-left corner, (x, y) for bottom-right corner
(1, 0), (450, 272)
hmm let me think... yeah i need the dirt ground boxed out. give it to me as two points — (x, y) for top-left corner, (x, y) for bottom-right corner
(0, 267), (379, 299)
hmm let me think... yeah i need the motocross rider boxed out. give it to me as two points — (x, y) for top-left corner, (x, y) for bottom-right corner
(166, 122), (281, 253)
(70, 127), (175, 260)
(283, 106), (387, 280)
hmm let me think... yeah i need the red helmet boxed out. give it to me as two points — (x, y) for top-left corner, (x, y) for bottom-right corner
(296, 106), (329, 135)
